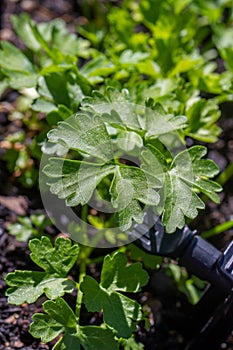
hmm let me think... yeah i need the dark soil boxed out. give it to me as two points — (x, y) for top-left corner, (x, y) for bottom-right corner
(0, 1), (233, 350)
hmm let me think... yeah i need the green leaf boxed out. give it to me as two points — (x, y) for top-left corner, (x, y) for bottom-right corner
(45, 113), (113, 160)
(30, 298), (118, 349)
(100, 252), (149, 292)
(81, 56), (116, 83)
(185, 98), (221, 143)
(53, 334), (81, 350)
(110, 167), (160, 231)
(46, 105), (72, 125)
(5, 237), (79, 304)
(82, 88), (142, 130)
(119, 50), (149, 65)
(16, 16), (81, 58)
(43, 158), (115, 206)
(6, 271), (75, 305)
(144, 100), (187, 138)
(0, 41), (37, 88)
(128, 244), (163, 270)
(166, 264), (203, 305)
(44, 158), (159, 232)
(32, 98), (57, 113)
(170, 55), (203, 76)
(162, 172), (204, 232)
(7, 213), (50, 242)
(29, 236), (79, 277)
(53, 326), (119, 350)
(81, 276), (142, 338)
(78, 326), (119, 350)
(30, 214), (50, 229)
(0, 41), (35, 73)
(32, 71), (86, 114)
(43, 105), (161, 231)
(120, 336), (144, 350)
(83, 89), (187, 137)
(141, 145), (222, 232)
(201, 220), (233, 239)
(11, 13), (41, 51)
(51, 22), (80, 57)
(40, 73), (71, 107)
(0, 73), (8, 96)
(7, 217), (34, 242)
(81, 252), (148, 338)
(80, 275), (105, 312)
(30, 298), (76, 342)
(116, 130), (143, 151)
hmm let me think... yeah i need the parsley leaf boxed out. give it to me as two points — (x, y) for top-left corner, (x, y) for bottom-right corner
(6, 236), (79, 304)
(141, 145), (222, 232)
(45, 113), (113, 160)
(43, 158), (115, 206)
(100, 251), (149, 292)
(110, 166), (160, 230)
(30, 297), (119, 350)
(81, 252), (149, 338)
(185, 98), (221, 143)
(0, 41), (38, 88)
(29, 236), (79, 276)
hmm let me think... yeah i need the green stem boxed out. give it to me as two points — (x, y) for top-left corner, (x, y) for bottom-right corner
(201, 220), (233, 239)
(214, 94), (233, 105)
(75, 203), (89, 319)
(81, 204), (89, 246)
(87, 255), (105, 265)
(216, 163), (233, 186)
(75, 261), (87, 319)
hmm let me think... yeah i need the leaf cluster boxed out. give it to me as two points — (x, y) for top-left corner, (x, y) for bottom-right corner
(2, 2), (232, 347)
(7, 213), (50, 241)
(6, 236), (149, 349)
(43, 94), (221, 233)
(0, 1), (228, 229)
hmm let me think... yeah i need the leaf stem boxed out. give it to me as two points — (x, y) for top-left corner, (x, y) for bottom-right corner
(81, 204), (89, 246)
(75, 260), (86, 319)
(75, 203), (89, 319)
(216, 163), (233, 186)
(87, 255), (105, 265)
(201, 220), (233, 239)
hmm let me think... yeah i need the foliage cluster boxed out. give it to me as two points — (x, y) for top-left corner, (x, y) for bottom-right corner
(1, 0), (233, 348)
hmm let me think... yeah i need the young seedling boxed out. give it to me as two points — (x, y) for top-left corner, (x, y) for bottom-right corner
(6, 236), (149, 349)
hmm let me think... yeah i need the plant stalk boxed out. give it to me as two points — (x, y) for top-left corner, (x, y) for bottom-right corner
(75, 260), (86, 320)
(216, 163), (233, 186)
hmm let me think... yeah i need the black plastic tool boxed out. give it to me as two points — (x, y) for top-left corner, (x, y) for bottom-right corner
(129, 210), (233, 349)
